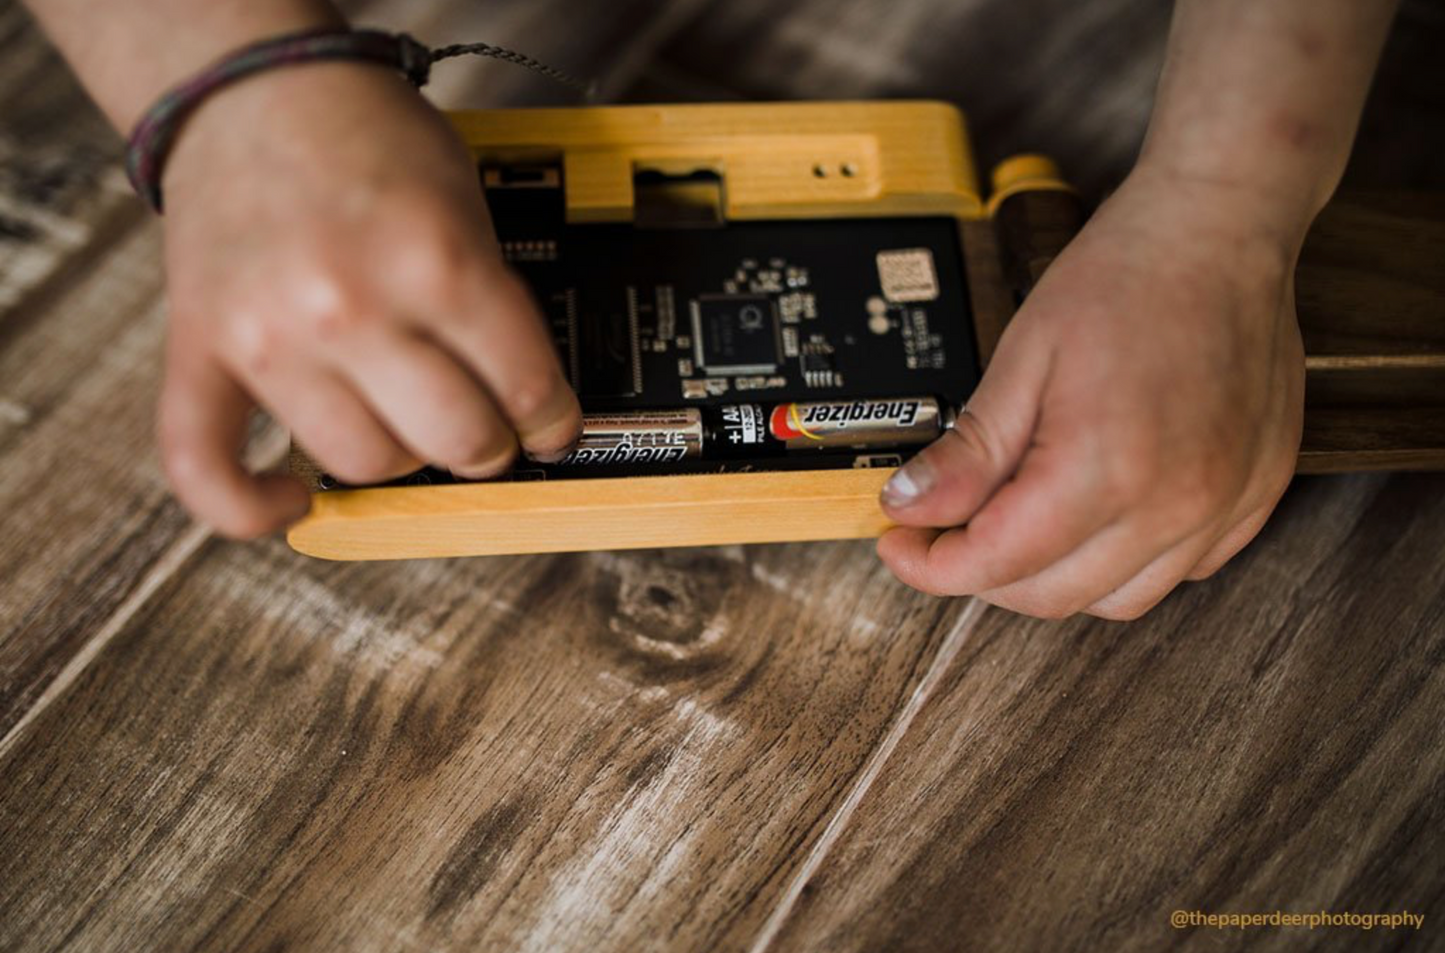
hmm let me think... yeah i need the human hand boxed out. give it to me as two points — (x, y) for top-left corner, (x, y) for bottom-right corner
(156, 62), (580, 537)
(877, 167), (1307, 618)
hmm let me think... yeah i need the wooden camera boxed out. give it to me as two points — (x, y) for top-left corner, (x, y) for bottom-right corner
(287, 102), (1445, 560)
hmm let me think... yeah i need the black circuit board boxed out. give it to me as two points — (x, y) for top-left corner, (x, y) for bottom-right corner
(311, 170), (981, 489)
(486, 173), (979, 416)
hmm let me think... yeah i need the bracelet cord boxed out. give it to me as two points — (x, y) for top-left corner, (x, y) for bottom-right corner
(124, 28), (592, 213)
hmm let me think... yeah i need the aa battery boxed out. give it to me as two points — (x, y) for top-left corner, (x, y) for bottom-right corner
(763, 396), (949, 450)
(555, 397), (950, 465)
(556, 410), (704, 465)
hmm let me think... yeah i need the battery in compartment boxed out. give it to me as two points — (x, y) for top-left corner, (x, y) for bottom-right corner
(553, 396), (949, 467)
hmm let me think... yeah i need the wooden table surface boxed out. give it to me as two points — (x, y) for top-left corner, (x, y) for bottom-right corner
(2, 1), (1442, 950)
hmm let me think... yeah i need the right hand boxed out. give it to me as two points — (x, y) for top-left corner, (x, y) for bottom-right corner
(156, 62), (581, 538)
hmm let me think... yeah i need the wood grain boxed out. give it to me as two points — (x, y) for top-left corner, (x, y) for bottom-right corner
(0, 3), (137, 318)
(0, 223), (190, 739)
(0, 538), (964, 951)
(2, 0), (1444, 950)
(1294, 193), (1445, 472)
(288, 468), (900, 560)
(763, 472), (1445, 952)
(1297, 192), (1445, 361)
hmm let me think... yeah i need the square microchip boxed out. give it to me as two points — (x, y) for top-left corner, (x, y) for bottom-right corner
(691, 295), (780, 375)
(876, 247), (939, 302)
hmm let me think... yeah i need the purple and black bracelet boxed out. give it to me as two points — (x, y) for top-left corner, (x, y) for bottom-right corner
(123, 27), (591, 213)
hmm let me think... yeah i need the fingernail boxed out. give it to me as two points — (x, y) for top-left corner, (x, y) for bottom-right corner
(526, 426), (582, 464)
(882, 458), (932, 508)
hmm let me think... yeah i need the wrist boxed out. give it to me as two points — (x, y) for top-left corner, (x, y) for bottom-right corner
(161, 61), (424, 208)
(1125, 151), (1320, 258)
(1133, 116), (1344, 254)
(117, 3), (348, 132)
(136, 27), (443, 212)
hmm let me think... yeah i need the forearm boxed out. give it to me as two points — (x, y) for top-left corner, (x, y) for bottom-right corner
(21, 0), (345, 132)
(1139, 0), (1399, 242)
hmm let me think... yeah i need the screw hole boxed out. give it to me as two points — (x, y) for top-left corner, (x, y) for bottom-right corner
(841, 162), (858, 177)
(813, 163), (829, 178)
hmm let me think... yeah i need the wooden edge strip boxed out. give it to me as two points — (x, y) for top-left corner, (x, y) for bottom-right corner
(287, 468), (896, 560)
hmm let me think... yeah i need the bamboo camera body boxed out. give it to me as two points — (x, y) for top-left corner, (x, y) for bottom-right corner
(287, 102), (1445, 561)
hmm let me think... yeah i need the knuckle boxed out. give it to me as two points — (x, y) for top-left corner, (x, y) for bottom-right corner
(944, 413), (998, 468)
(507, 379), (558, 423)
(1170, 459), (1246, 530)
(299, 284), (377, 343)
(1167, 488), (1218, 532)
(488, 265), (547, 326)
(1190, 455), (1241, 503)
(391, 228), (475, 306)
(1096, 447), (1157, 510)
(222, 310), (283, 376)
(962, 505), (1006, 550)
(159, 436), (205, 489)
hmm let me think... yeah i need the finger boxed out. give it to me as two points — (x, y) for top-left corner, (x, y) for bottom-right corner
(158, 353), (310, 539)
(331, 327), (518, 478)
(1083, 529), (1220, 620)
(247, 364), (423, 486)
(1083, 500), (1278, 619)
(875, 526), (947, 594)
(1185, 502), (1278, 580)
(877, 444), (1126, 596)
(425, 261), (582, 460)
(879, 317), (1051, 526)
(976, 515), (1204, 618)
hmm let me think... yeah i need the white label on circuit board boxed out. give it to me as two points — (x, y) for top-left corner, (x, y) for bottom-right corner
(876, 248), (939, 303)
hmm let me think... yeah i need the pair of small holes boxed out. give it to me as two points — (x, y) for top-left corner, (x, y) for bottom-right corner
(813, 162), (859, 179)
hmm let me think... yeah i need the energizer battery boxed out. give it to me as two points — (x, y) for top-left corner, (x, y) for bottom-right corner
(555, 396), (952, 465)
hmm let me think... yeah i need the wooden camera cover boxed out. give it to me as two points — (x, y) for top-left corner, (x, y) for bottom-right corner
(287, 102), (1445, 560)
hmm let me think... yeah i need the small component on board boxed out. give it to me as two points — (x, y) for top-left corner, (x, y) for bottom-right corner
(876, 247), (940, 302)
(682, 378), (729, 399)
(800, 341), (841, 388)
(577, 291), (639, 397)
(692, 294), (781, 375)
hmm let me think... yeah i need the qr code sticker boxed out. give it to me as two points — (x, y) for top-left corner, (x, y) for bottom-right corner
(876, 248), (939, 303)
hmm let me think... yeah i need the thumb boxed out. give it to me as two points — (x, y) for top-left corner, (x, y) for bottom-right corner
(880, 326), (1050, 528)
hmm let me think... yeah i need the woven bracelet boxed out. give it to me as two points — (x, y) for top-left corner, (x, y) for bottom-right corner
(123, 28), (591, 213)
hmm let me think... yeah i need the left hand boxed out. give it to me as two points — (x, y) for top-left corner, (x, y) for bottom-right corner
(876, 167), (1306, 619)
